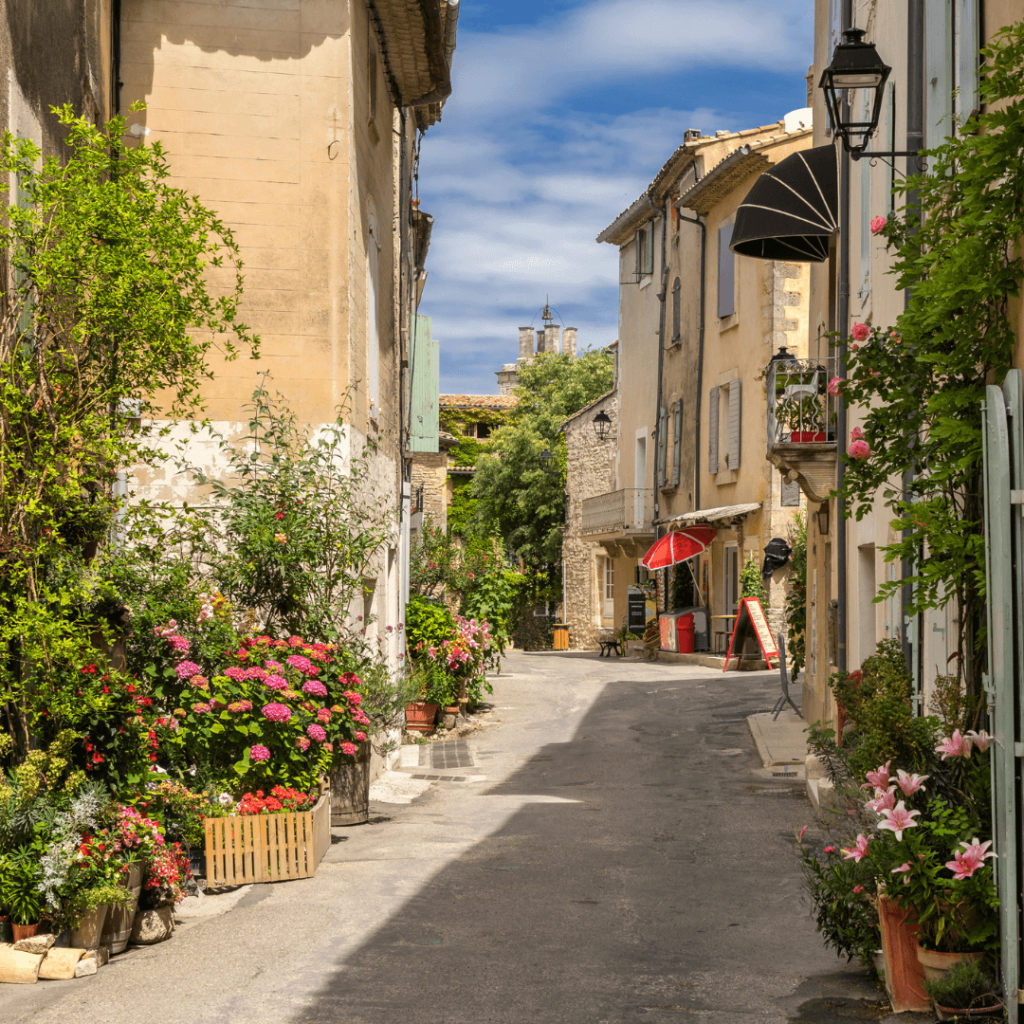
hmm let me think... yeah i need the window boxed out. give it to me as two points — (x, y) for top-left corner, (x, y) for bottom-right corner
(635, 224), (655, 279)
(671, 276), (681, 344)
(603, 557), (615, 620)
(671, 400), (683, 486)
(708, 379), (741, 473)
(717, 224), (735, 318)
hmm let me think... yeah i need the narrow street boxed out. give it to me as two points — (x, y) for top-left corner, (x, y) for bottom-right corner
(3, 652), (889, 1024)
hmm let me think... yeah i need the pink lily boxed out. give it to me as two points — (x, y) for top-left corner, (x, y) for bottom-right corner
(891, 862), (912, 884)
(966, 730), (992, 753)
(945, 840), (994, 880)
(895, 769), (929, 796)
(865, 786), (897, 815)
(863, 761), (892, 791)
(958, 838), (995, 867)
(798, 825), (808, 842)
(841, 834), (870, 863)
(877, 801), (921, 841)
(936, 729), (972, 759)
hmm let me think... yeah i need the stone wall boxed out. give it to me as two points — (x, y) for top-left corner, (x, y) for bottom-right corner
(410, 451), (448, 531)
(562, 390), (618, 650)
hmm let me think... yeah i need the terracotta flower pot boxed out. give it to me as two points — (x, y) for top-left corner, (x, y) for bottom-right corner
(405, 702), (438, 734)
(877, 893), (930, 1013)
(11, 921), (39, 942)
(915, 943), (985, 983)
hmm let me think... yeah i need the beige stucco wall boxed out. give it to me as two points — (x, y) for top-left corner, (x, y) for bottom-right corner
(562, 391), (618, 650)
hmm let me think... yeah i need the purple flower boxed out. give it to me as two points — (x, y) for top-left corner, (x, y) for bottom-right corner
(302, 679), (328, 698)
(176, 660), (201, 680)
(250, 745), (271, 762)
(262, 702), (292, 723)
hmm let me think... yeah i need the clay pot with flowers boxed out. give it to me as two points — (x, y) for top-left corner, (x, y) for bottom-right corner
(131, 842), (192, 944)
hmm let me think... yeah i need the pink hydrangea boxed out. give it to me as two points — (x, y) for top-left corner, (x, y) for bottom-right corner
(353, 708), (371, 726)
(851, 322), (871, 342)
(343, 689), (362, 705)
(192, 702), (211, 714)
(264, 674), (287, 690)
(340, 741), (358, 756)
(317, 708), (331, 723)
(323, 742), (334, 753)
(870, 215), (887, 234)
(224, 666), (247, 681)
(228, 700), (253, 714)
(189, 675), (210, 690)
(262, 702), (292, 723)
(295, 737), (311, 752)
(307, 724), (327, 743)
(250, 744), (270, 762)
(355, 730), (367, 742)
(302, 679), (328, 698)
(281, 689), (301, 700)
(176, 660), (201, 680)
(246, 666), (267, 682)
(287, 654), (315, 674)
(265, 660), (283, 672)
(168, 635), (190, 655)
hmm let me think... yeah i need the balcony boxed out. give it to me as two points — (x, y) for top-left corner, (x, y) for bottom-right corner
(766, 355), (838, 504)
(581, 488), (655, 555)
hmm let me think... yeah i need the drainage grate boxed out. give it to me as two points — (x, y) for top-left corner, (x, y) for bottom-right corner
(429, 740), (475, 770)
(409, 774), (470, 782)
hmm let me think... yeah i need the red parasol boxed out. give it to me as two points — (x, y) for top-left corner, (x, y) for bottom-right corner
(641, 526), (717, 570)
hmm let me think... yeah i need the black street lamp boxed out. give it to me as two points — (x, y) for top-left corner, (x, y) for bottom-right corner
(538, 449), (556, 475)
(816, 502), (831, 536)
(592, 409), (613, 441)
(819, 29), (916, 161)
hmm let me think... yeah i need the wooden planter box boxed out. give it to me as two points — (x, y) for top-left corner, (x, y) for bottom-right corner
(204, 790), (331, 887)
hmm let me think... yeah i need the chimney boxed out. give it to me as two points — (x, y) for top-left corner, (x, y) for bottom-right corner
(684, 129), (702, 143)
(544, 325), (560, 354)
(562, 327), (577, 358)
(518, 326), (534, 361)
(536, 328), (545, 353)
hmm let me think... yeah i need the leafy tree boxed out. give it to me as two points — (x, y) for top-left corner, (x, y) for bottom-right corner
(0, 105), (258, 758)
(471, 349), (613, 567)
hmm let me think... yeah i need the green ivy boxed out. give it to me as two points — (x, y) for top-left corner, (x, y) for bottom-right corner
(836, 21), (1024, 691)
(785, 512), (808, 675)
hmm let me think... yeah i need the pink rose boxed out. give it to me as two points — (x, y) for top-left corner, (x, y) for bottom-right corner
(851, 322), (870, 343)
(849, 438), (871, 460)
(870, 215), (887, 235)
(827, 376), (843, 396)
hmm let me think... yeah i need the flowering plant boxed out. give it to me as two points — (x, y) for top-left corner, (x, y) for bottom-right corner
(139, 842), (192, 909)
(236, 785), (313, 815)
(414, 615), (496, 709)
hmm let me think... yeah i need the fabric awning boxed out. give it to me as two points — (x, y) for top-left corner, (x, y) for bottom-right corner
(729, 145), (838, 263)
(642, 527), (716, 570)
(655, 503), (762, 527)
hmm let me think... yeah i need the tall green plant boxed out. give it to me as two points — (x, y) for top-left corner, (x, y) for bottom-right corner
(836, 21), (1024, 691)
(785, 512), (808, 675)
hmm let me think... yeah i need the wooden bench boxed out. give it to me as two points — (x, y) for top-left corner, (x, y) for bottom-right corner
(597, 638), (622, 658)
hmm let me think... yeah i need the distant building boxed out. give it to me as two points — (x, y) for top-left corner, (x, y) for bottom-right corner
(497, 302), (578, 395)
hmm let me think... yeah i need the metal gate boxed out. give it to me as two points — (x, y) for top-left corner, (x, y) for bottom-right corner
(982, 368), (1024, 1021)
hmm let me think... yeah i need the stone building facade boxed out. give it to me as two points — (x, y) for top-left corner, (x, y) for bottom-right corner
(561, 389), (618, 650)
(497, 319), (578, 395)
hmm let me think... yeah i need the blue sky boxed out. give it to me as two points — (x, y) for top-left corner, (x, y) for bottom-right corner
(419, 0), (815, 394)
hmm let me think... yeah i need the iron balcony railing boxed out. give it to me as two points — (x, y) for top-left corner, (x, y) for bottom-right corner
(581, 488), (654, 536)
(767, 355), (839, 450)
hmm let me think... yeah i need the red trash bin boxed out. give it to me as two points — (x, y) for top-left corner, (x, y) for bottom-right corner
(677, 613), (695, 653)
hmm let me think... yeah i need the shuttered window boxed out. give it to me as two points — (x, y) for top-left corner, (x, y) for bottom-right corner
(657, 405), (668, 486)
(728, 378), (742, 471)
(635, 224), (655, 278)
(671, 400), (683, 486)
(717, 224), (735, 318)
(708, 386), (720, 474)
(671, 277), (681, 344)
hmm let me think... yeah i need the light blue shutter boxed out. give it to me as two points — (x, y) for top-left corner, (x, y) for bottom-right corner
(728, 379), (741, 471)
(708, 386), (720, 474)
(925, 0), (954, 149)
(717, 225), (735, 318)
(657, 405), (668, 486)
(955, 0), (980, 121)
(671, 400), (683, 486)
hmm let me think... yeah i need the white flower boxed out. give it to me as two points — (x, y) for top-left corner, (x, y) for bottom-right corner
(218, 792), (233, 806)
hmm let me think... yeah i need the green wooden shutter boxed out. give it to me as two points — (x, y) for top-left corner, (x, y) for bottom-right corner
(407, 315), (439, 452)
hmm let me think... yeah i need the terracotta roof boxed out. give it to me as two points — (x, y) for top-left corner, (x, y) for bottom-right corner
(438, 430), (459, 448)
(371, 0), (458, 128)
(678, 127), (813, 216)
(440, 394), (518, 410)
(597, 122), (791, 244)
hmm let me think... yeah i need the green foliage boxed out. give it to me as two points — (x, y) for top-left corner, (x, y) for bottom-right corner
(831, 638), (939, 779)
(836, 21), (1024, 692)
(923, 958), (998, 1010)
(405, 595), (456, 654)
(449, 436), (482, 467)
(471, 349), (614, 568)
(447, 478), (477, 536)
(785, 512), (808, 675)
(739, 552), (766, 602)
(192, 382), (393, 641)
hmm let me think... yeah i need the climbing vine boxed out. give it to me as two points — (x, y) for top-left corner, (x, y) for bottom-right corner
(835, 20), (1024, 686)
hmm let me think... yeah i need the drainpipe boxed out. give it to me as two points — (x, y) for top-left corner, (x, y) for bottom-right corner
(675, 204), (706, 515)
(111, 0), (122, 118)
(902, 0), (925, 690)
(652, 196), (670, 538)
(836, 0), (853, 676)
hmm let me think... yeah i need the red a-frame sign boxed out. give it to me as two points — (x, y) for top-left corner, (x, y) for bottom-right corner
(723, 597), (779, 671)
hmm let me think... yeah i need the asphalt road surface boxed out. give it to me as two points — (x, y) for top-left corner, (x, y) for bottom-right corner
(3, 651), (891, 1024)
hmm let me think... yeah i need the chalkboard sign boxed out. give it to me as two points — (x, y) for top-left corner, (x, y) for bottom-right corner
(627, 588), (647, 631)
(723, 597), (779, 671)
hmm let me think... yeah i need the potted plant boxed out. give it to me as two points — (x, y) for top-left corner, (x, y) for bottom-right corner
(924, 959), (1002, 1021)
(6, 848), (44, 941)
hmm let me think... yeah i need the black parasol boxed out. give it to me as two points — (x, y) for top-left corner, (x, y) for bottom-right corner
(729, 145), (838, 263)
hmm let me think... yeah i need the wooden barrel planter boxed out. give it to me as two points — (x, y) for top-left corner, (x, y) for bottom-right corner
(101, 861), (144, 955)
(204, 790), (331, 887)
(329, 742), (371, 826)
